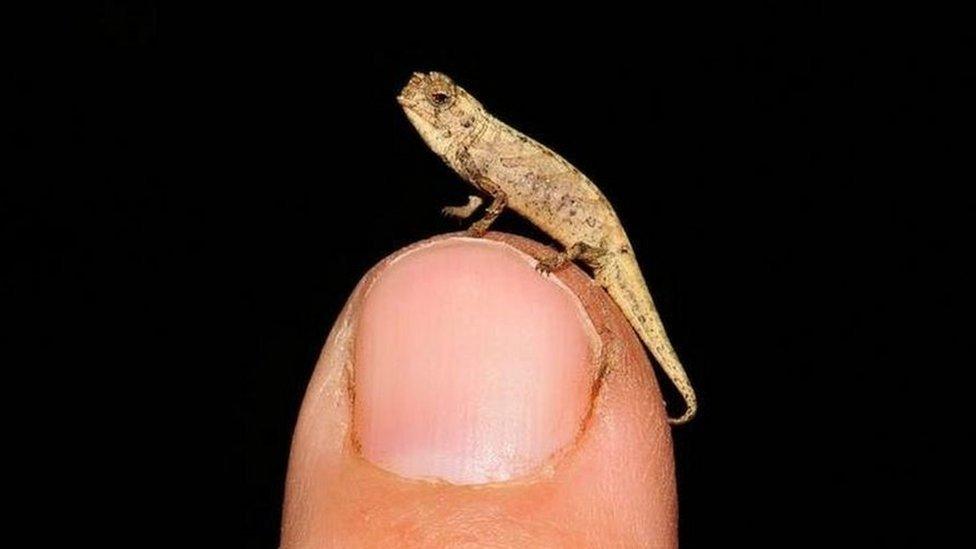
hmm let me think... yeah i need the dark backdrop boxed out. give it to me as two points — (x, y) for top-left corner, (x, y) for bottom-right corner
(9, 7), (967, 548)
(237, 46), (957, 547)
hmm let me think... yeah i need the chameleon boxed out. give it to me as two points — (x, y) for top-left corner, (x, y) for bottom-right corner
(397, 71), (698, 425)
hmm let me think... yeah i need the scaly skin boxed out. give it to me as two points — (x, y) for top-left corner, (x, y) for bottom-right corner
(398, 72), (697, 424)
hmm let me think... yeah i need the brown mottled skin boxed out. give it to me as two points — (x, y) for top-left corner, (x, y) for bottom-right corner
(398, 72), (697, 424)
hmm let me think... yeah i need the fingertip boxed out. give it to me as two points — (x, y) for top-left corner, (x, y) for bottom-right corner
(283, 233), (677, 547)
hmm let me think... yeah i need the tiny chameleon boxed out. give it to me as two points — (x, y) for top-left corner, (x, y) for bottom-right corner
(398, 72), (697, 425)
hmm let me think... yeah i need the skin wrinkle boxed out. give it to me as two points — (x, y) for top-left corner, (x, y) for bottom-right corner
(281, 233), (677, 548)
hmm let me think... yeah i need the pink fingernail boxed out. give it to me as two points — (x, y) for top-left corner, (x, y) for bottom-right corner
(353, 238), (596, 484)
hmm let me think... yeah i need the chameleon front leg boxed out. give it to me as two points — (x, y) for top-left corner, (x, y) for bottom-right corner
(465, 176), (507, 237)
(441, 195), (483, 219)
(536, 242), (607, 274)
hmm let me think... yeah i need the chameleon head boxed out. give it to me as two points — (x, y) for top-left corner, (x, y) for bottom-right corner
(397, 72), (486, 159)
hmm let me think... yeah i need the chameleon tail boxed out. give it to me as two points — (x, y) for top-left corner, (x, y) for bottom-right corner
(599, 256), (698, 425)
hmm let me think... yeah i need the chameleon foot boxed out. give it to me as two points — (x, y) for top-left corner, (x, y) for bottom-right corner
(441, 195), (483, 219)
(535, 251), (570, 275)
(535, 242), (606, 275)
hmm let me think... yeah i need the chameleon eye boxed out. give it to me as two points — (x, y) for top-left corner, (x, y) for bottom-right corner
(429, 90), (452, 107)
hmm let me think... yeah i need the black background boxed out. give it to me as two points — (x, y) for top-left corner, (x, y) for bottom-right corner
(7, 5), (969, 547)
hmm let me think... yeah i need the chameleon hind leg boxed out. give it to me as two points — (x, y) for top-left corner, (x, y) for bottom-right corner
(536, 242), (607, 274)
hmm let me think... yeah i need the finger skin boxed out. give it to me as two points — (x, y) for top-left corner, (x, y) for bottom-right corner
(281, 233), (677, 548)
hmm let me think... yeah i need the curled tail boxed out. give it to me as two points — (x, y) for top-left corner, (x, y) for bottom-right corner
(599, 256), (698, 425)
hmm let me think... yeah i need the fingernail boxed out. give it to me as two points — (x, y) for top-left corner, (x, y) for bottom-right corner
(353, 238), (596, 484)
